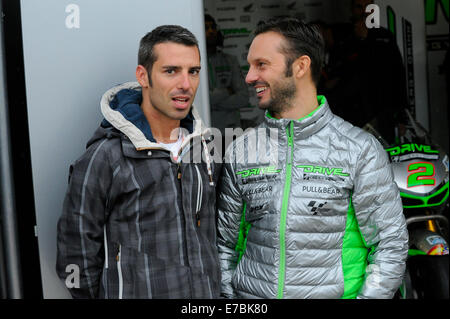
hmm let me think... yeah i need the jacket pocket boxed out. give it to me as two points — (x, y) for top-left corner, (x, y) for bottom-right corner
(117, 244), (123, 299)
(110, 245), (192, 299)
(100, 226), (110, 298)
(113, 244), (152, 299)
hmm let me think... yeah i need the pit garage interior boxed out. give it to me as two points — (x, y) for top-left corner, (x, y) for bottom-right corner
(0, 0), (448, 298)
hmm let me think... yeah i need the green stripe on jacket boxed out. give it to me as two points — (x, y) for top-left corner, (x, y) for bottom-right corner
(235, 202), (251, 263)
(341, 198), (369, 299)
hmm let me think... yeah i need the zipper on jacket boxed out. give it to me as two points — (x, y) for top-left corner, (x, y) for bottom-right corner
(277, 121), (294, 299)
(103, 226), (109, 298)
(173, 162), (193, 296)
(116, 244), (123, 299)
(194, 165), (203, 227)
(177, 163), (182, 180)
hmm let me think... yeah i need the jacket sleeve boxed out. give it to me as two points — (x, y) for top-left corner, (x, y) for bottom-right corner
(56, 139), (113, 299)
(216, 154), (244, 298)
(210, 55), (249, 111)
(352, 135), (409, 299)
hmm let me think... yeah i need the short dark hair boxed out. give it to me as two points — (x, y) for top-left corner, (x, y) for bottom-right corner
(254, 17), (325, 86)
(138, 25), (199, 84)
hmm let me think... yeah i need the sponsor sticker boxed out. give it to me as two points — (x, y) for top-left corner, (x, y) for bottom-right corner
(426, 235), (447, 246)
(427, 244), (449, 255)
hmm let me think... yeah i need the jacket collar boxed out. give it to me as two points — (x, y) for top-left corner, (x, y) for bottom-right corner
(263, 95), (333, 140)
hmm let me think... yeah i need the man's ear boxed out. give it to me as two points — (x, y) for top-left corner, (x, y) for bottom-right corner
(136, 65), (150, 88)
(292, 55), (311, 80)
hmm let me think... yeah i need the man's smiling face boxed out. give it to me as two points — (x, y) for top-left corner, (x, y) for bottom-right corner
(245, 31), (296, 115)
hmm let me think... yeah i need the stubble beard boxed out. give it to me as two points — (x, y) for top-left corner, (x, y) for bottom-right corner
(153, 102), (191, 121)
(258, 76), (296, 117)
(148, 87), (194, 122)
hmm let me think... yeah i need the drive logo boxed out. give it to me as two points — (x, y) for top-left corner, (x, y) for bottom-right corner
(385, 143), (439, 156)
(296, 165), (350, 177)
(237, 166), (281, 178)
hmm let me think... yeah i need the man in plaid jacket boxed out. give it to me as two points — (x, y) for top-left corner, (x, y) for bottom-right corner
(56, 25), (221, 299)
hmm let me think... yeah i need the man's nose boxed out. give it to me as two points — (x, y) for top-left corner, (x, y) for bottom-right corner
(245, 66), (257, 85)
(178, 73), (191, 91)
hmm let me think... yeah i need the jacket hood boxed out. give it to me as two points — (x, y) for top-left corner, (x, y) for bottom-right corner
(86, 125), (121, 149)
(97, 81), (208, 150)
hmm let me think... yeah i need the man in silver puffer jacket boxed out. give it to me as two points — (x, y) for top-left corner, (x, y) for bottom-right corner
(217, 17), (408, 299)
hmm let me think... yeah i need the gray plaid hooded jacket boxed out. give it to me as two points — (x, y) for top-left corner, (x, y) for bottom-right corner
(56, 82), (221, 299)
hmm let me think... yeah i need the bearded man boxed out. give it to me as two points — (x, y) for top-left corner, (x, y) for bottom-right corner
(216, 17), (408, 299)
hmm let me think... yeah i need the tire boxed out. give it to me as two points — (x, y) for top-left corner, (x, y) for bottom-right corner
(407, 255), (449, 299)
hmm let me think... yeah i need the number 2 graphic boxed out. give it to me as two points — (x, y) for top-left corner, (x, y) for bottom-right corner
(407, 162), (436, 188)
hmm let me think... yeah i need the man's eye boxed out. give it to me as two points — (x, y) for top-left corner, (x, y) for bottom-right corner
(166, 69), (175, 74)
(190, 69), (200, 75)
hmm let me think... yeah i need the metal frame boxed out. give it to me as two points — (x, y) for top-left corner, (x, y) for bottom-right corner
(0, 0), (23, 298)
(406, 214), (449, 227)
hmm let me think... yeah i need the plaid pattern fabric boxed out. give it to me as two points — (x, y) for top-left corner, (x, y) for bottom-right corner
(56, 127), (221, 299)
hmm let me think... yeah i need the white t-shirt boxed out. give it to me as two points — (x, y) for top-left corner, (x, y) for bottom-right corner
(158, 129), (184, 161)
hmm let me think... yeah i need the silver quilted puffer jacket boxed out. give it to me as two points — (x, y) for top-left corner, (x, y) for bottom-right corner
(217, 96), (408, 299)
